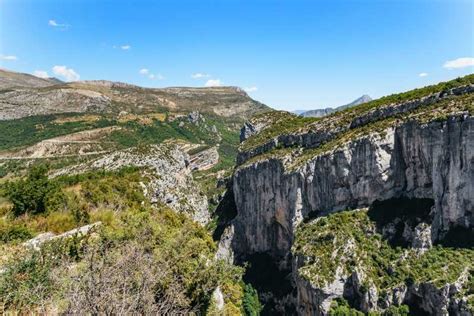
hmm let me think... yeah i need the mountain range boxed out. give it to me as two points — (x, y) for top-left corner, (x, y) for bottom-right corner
(293, 94), (372, 117)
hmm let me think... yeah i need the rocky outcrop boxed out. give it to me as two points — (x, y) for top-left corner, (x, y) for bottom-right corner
(54, 143), (210, 225)
(240, 120), (269, 142)
(228, 114), (474, 314)
(0, 87), (112, 120)
(188, 146), (219, 171)
(23, 222), (102, 250)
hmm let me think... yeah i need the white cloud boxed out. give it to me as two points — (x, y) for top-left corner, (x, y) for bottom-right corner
(120, 45), (131, 50)
(443, 57), (474, 69)
(191, 73), (210, 79)
(140, 68), (164, 80)
(205, 79), (222, 87)
(0, 55), (18, 61)
(52, 65), (80, 81)
(418, 72), (428, 77)
(148, 74), (165, 80)
(244, 86), (258, 92)
(48, 19), (69, 29)
(33, 70), (49, 78)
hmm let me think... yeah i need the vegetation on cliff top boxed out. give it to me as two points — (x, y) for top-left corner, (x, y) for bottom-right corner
(293, 209), (474, 306)
(239, 84), (474, 170)
(241, 74), (474, 152)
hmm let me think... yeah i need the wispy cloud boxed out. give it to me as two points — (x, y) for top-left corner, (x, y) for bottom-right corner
(418, 72), (428, 77)
(33, 70), (49, 78)
(0, 55), (17, 61)
(120, 45), (131, 50)
(48, 19), (69, 29)
(149, 74), (165, 80)
(443, 57), (474, 69)
(205, 79), (222, 87)
(139, 68), (149, 75)
(244, 86), (258, 92)
(191, 73), (210, 79)
(139, 68), (164, 80)
(52, 65), (80, 81)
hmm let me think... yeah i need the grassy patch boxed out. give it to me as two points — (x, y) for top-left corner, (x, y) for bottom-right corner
(0, 114), (116, 151)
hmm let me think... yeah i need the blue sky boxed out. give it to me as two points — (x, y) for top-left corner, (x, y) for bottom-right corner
(0, 0), (473, 110)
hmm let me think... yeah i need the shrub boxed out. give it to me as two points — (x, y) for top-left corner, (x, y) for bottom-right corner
(329, 298), (364, 316)
(4, 165), (59, 216)
(0, 223), (33, 243)
(0, 251), (55, 311)
(242, 283), (262, 316)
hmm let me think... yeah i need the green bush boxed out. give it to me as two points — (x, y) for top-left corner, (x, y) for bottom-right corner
(4, 165), (59, 216)
(0, 224), (33, 243)
(383, 305), (409, 316)
(242, 283), (262, 316)
(329, 298), (364, 316)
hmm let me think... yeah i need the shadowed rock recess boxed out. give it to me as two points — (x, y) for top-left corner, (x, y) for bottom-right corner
(219, 75), (474, 315)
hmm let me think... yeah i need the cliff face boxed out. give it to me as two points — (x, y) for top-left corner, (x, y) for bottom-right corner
(233, 115), (473, 256)
(225, 78), (474, 315)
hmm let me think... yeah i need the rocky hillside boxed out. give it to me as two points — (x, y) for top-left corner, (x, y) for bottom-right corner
(220, 74), (474, 315)
(0, 69), (270, 314)
(0, 69), (63, 89)
(0, 70), (268, 121)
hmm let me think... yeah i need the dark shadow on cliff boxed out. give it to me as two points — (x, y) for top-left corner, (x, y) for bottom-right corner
(404, 295), (431, 316)
(368, 197), (434, 247)
(212, 184), (237, 241)
(242, 253), (295, 315)
(436, 226), (474, 248)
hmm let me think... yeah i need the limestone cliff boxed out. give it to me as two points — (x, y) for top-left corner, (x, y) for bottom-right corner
(223, 77), (474, 315)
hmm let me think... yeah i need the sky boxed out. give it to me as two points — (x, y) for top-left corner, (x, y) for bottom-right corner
(0, 0), (473, 110)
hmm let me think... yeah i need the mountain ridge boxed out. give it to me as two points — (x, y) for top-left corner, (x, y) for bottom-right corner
(0, 69), (270, 121)
(296, 94), (373, 118)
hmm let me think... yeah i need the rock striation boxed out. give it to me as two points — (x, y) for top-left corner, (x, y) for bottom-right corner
(224, 79), (474, 315)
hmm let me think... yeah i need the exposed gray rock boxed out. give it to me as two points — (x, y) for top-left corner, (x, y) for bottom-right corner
(215, 225), (235, 262)
(23, 222), (102, 250)
(0, 88), (111, 120)
(411, 222), (432, 251)
(228, 114), (474, 314)
(23, 232), (56, 250)
(211, 286), (225, 311)
(240, 120), (269, 142)
(188, 146), (219, 171)
(54, 143), (210, 225)
(188, 111), (204, 124)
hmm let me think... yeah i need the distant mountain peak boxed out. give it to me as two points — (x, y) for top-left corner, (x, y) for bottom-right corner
(300, 94), (372, 118)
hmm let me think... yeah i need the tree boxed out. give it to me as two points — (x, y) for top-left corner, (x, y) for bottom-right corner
(5, 165), (58, 216)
